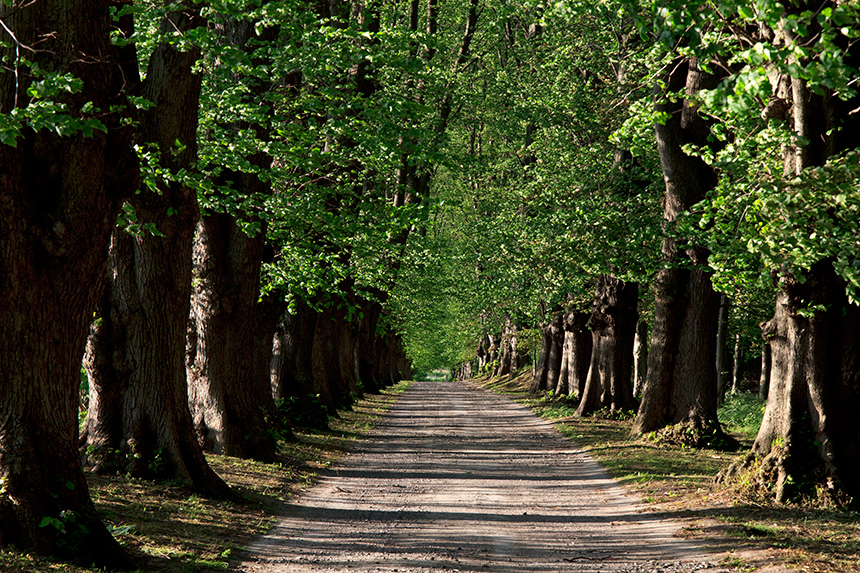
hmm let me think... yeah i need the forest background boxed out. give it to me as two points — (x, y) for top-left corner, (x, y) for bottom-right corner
(1, 0), (859, 568)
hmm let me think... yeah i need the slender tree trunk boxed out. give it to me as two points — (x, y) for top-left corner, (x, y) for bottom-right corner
(186, 215), (277, 462)
(81, 4), (230, 496)
(758, 343), (771, 402)
(631, 59), (730, 446)
(731, 334), (745, 394)
(632, 319), (648, 397)
(509, 325), (520, 378)
(576, 276), (638, 416)
(716, 294), (731, 403)
(0, 2), (137, 563)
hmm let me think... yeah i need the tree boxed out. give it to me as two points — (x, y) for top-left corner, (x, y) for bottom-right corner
(576, 275), (638, 416)
(81, 1), (230, 497)
(640, 0), (860, 501)
(186, 7), (285, 463)
(629, 57), (730, 445)
(0, 0), (137, 564)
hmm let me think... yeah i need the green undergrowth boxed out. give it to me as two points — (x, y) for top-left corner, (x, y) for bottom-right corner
(475, 373), (860, 573)
(1, 381), (412, 573)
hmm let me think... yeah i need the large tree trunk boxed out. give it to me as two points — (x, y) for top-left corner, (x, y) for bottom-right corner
(186, 214), (277, 462)
(545, 316), (565, 393)
(0, 1), (136, 564)
(356, 299), (384, 392)
(721, 20), (860, 502)
(720, 266), (860, 503)
(311, 307), (346, 410)
(575, 276), (638, 416)
(631, 58), (730, 446)
(272, 300), (319, 402)
(81, 4), (231, 497)
(529, 312), (563, 394)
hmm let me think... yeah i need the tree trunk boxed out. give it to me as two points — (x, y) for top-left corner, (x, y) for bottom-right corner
(272, 301), (316, 402)
(721, 267), (860, 504)
(575, 276), (638, 416)
(186, 214), (277, 462)
(716, 294), (731, 403)
(758, 343), (771, 402)
(311, 307), (343, 410)
(509, 325), (520, 377)
(81, 4), (231, 497)
(497, 320), (514, 377)
(487, 334), (500, 373)
(631, 58), (730, 446)
(529, 314), (561, 394)
(721, 25), (860, 502)
(564, 312), (592, 398)
(557, 329), (573, 395)
(0, 2), (137, 563)
(356, 299), (384, 392)
(545, 315), (565, 393)
(632, 319), (648, 397)
(730, 334), (744, 394)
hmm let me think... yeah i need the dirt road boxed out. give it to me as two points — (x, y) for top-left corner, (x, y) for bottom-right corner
(238, 380), (732, 572)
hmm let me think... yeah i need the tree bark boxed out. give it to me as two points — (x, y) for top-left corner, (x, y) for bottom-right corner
(563, 312), (592, 398)
(575, 276), (638, 416)
(631, 58), (729, 446)
(0, 0), (136, 564)
(81, 3), (231, 497)
(545, 316), (565, 393)
(529, 311), (563, 394)
(497, 319), (514, 377)
(509, 324), (520, 377)
(186, 215), (278, 462)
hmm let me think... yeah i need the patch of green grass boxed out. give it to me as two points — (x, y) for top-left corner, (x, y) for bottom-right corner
(718, 392), (765, 442)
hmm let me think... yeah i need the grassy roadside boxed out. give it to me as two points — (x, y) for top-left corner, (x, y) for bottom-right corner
(478, 372), (860, 573)
(0, 381), (412, 573)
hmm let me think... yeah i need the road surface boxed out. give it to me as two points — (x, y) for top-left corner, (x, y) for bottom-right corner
(238, 379), (731, 572)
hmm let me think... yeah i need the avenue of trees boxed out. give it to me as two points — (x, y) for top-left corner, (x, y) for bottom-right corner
(0, 0), (859, 566)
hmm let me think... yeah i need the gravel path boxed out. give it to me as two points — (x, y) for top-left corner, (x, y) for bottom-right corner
(238, 379), (732, 573)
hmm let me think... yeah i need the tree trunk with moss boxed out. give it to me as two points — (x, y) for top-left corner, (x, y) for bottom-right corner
(721, 30), (860, 501)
